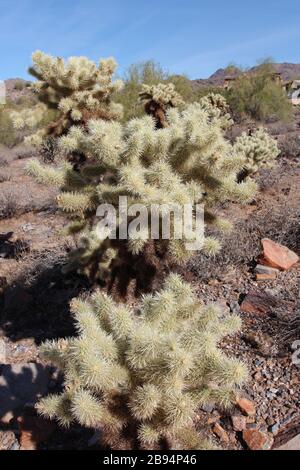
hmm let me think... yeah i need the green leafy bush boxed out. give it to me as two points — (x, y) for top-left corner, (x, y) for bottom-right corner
(226, 62), (292, 122)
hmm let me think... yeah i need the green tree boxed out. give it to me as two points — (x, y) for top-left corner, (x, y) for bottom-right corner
(226, 61), (292, 122)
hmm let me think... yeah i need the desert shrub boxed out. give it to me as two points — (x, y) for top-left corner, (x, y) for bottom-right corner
(37, 274), (247, 450)
(192, 85), (226, 102)
(226, 62), (292, 122)
(278, 134), (300, 159)
(0, 106), (20, 147)
(0, 171), (11, 183)
(0, 155), (8, 167)
(116, 60), (194, 121)
(0, 191), (19, 218)
(15, 94), (38, 107)
(14, 80), (26, 91)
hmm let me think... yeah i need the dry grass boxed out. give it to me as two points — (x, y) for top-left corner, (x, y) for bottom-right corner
(279, 134), (300, 160)
(0, 155), (8, 167)
(0, 191), (19, 219)
(0, 172), (11, 183)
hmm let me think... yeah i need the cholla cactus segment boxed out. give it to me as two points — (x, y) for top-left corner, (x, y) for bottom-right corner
(10, 104), (46, 130)
(199, 93), (234, 129)
(234, 127), (280, 177)
(38, 275), (247, 449)
(11, 51), (124, 146)
(139, 83), (184, 128)
(140, 83), (184, 109)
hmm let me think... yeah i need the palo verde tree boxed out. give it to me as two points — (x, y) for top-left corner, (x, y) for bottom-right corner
(37, 274), (248, 450)
(225, 60), (292, 122)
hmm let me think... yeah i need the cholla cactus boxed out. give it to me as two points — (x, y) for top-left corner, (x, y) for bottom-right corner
(37, 274), (247, 450)
(199, 93), (234, 129)
(27, 96), (260, 284)
(21, 53), (278, 287)
(139, 83), (184, 128)
(11, 51), (124, 147)
(11, 104), (46, 130)
(233, 128), (280, 180)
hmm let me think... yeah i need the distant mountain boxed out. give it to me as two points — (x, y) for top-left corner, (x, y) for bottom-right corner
(192, 63), (300, 88)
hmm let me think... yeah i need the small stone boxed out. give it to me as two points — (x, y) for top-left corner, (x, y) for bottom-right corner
(236, 397), (256, 417)
(21, 224), (35, 232)
(0, 431), (17, 451)
(228, 432), (237, 445)
(254, 264), (279, 275)
(256, 273), (277, 281)
(213, 423), (229, 443)
(253, 371), (262, 381)
(232, 415), (247, 431)
(10, 442), (20, 451)
(260, 238), (299, 271)
(201, 403), (214, 413)
(240, 290), (278, 315)
(230, 301), (240, 314)
(243, 429), (274, 450)
(270, 423), (280, 435)
(208, 279), (219, 286)
(246, 423), (258, 430)
(0, 338), (7, 363)
(254, 358), (264, 366)
(207, 414), (220, 425)
(246, 416), (256, 424)
(260, 425), (268, 433)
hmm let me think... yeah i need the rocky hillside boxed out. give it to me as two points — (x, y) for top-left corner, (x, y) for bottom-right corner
(193, 62), (300, 88)
(4, 79), (33, 103)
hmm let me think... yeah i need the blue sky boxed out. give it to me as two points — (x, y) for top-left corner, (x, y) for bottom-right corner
(0, 0), (299, 80)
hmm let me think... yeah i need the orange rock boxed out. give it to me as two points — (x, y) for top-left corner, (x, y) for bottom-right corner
(261, 238), (299, 271)
(213, 423), (229, 443)
(243, 429), (274, 450)
(18, 414), (56, 450)
(236, 397), (256, 417)
(240, 290), (278, 315)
